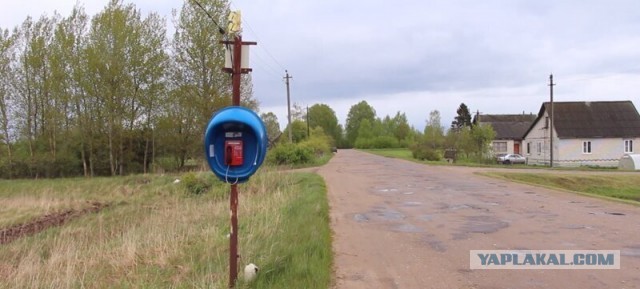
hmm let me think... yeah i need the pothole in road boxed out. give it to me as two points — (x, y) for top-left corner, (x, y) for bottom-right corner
(353, 214), (369, 222)
(562, 224), (593, 230)
(391, 223), (423, 233)
(371, 207), (405, 221)
(588, 212), (626, 216)
(353, 207), (405, 223)
(460, 215), (509, 234)
(421, 234), (447, 252)
(402, 201), (422, 207)
(442, 203), (491, 212)
(605, 212), (625, 216)
(380, 188), (398, 192)
(622, 247), (640, 258)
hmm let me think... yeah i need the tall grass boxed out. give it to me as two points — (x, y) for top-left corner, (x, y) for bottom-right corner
(0, 169), (332, 288)
(362, 148), (414, 160)
(483, 172), (640, 203)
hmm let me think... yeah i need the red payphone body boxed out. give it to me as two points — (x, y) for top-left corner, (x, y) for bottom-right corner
(225, 140), (244, 166)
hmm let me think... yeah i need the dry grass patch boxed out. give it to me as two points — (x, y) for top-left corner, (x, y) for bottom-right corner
(0, 169), (332, 289)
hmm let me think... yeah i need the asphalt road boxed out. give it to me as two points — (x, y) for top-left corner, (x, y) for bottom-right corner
(318, 149), (640, 289)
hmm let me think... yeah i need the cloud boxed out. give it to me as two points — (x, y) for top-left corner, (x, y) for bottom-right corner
(2, 0), (640, 131)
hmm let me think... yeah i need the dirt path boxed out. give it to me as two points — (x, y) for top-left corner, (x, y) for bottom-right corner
(0, 202), (108, 245)
(318, 149), (640, 289)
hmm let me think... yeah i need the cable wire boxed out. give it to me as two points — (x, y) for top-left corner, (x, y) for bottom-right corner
(250, 50), (286, 80)
(244, 22), (287, 71)
(190, 0), (226, 35)
(228, 1), (287, 72)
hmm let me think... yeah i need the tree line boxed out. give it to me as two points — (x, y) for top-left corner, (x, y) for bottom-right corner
(0, 0), (495, 178)
(0, 0), (258, 178)
(265, 100), (495, 164)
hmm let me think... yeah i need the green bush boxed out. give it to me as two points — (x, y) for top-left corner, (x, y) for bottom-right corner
(267, 143), (314, 165)
(410, 143), (442, 161)
(371, 136), (400, 148)
(354, 138), (373, 149)
(300, 137), (331, 157)
(355, 136), (401, 149)
(181, 172), (212, 194)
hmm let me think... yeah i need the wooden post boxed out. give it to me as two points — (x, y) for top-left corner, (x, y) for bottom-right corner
(221, 35), (256, 288)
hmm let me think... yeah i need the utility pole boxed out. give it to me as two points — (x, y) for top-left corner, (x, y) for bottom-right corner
(306, 105), (310, 138)
(549, 74), (555, 168)
(284, 71), (293, 142)
(221, 18), (256, 288)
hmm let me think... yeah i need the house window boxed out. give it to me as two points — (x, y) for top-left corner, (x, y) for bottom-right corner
(583, 141), (592, 154)
(625, 140), (633, 153)
(526, 142), (531, 154)
(544, 117), (549, 128)
(537, 142), (541, 155)
(494, 142), (507, 152)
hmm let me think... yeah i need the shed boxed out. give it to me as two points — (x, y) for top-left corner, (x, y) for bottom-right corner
(619, 154), (640, 170)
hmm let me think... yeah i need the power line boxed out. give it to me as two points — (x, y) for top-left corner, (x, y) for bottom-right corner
(244, 21), (287, 71)
(228, 1), (287, 72)
(250, 52), (284, 80)
(190, 0), (226, 35)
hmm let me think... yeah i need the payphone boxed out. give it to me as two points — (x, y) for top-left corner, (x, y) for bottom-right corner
(204, 107), (267, 183)
(224, 140), (243, 166)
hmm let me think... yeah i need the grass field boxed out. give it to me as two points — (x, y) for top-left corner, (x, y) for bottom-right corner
(482, 172), (640, 203)
(362, 148), (628, 171)
(361, 148), (492, 166)
(361, 148), (414, 161)
(0, 169), (332, 289)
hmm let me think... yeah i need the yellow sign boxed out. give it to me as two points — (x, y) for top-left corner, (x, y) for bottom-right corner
(228, 10), (242, 34)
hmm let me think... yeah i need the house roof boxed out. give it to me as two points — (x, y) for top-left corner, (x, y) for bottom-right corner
(476, 114), (537, 140)
(524, 101), (640, 139)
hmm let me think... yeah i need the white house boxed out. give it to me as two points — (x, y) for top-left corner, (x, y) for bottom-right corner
(523, 101), (640, 167)
(475, 114), (536, 155)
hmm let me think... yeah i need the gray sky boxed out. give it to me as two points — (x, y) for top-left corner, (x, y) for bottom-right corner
(2, 0), (640, 130)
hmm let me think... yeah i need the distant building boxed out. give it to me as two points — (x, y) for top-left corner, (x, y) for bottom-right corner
(474, 113), (537, 155)
(523, 101), (640, 167)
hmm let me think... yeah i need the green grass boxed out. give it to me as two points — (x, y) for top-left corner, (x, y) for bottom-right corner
(244, 173), (332, 289)
(361, 148), (414, 160)
(0, 175), (162, 228)
(307, 153), (333, 167)
(0, 169), (332, 289)
(362, 148), (628, 172)
(482, 172), (640, 203)
(362, 148), (493, 167)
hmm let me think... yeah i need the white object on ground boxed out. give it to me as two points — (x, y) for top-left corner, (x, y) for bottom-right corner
(244, 263), (259, 282)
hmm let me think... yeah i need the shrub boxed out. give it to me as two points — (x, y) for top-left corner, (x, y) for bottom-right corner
(410, 143), (442, 161)
(354, 138), (373, 149)
(354, 136), (401, 149)
(267, 143), (314, 165)
(371, 136), (400, 149)
(181, 172), (212, 194)
(299, 137), (331, 157)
